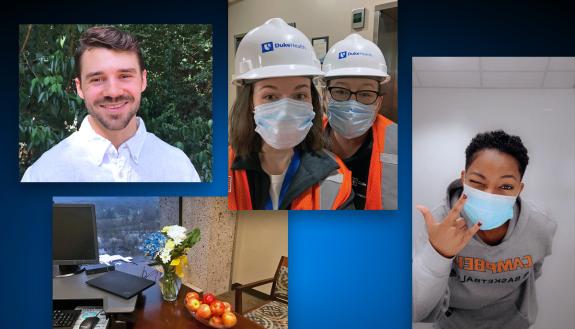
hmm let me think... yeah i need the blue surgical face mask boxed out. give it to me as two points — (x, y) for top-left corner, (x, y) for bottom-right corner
(253, 98), (315, 150)
(463, 183), (517, 230)
(327, 99), (377, 139)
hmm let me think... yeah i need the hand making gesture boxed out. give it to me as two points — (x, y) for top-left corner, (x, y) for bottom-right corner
(416, 194), (482, 258)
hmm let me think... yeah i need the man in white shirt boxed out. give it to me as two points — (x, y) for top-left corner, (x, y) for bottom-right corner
(21, 26), (200, 182)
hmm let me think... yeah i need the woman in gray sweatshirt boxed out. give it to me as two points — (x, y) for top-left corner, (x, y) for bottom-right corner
(413, 130), (556, 329)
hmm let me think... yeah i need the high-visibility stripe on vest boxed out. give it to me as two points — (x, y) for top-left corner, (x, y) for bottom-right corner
(367, 114), (397, 210)
(228, 147), (352, 210)
(323, 114), (398, 210)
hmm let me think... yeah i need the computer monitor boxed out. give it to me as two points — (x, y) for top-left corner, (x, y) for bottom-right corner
(53, 204), (99, 275)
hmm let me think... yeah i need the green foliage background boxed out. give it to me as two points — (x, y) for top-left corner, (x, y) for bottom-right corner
(19, 24), (213, 181)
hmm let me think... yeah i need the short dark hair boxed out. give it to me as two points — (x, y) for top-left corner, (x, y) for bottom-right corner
(229, 80), (323, 158)
(465, 130), (529, 178)
(75, 26), (144, 78)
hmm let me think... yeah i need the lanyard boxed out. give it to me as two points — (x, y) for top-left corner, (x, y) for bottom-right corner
(264, 150), (301, 210)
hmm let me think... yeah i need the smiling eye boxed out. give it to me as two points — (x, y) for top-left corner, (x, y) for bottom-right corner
(500, 184), (514, 190)
(329, 87), (351, 101)
(119, 74), (132, 79)
(262, 94), (278, 102)
(90, 77), (103, 83)
(469, 179), (485, 187)
(358, 91), (375, 97)
(293, 93), (309, 101)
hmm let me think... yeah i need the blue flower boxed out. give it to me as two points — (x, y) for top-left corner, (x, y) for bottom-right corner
(141, 232), (167, 258)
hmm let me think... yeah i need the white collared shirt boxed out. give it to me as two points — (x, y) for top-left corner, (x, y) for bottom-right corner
(21, 116), (201, 182)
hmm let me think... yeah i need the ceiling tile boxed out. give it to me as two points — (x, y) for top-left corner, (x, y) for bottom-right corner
(413, 57), (574, 89)
(482, 71), (545, 88)
(543, 71), (575, 88)
(413, 57), (480, 71)
(417, 71), (481, 88)
(548, 57), (575, 71)
(481, 57), (549, 71)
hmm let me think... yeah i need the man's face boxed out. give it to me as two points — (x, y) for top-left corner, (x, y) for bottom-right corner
(75, 48), (147, 131)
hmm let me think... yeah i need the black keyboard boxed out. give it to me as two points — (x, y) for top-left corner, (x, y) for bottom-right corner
(52, 309), (81, 327)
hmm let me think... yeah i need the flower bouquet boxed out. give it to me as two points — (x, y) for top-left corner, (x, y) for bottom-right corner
(142, 225), (201, 301)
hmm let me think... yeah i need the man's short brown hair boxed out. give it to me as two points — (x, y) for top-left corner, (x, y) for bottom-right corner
(75, 26), (145, 78)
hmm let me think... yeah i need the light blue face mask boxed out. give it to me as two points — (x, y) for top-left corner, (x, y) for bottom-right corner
(253, 98), (315, 150)
(463, 184), (517, 230)
(327, 99), (377, 139)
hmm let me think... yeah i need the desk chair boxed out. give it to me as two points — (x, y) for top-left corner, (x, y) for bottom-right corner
(234, 256), (288, 329)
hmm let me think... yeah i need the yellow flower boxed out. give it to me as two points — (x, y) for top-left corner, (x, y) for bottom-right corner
(170, 255), (188, 278)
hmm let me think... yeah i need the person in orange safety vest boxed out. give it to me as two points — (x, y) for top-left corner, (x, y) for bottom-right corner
(228, 18), (354, 210)
(321, 34), (398, 210)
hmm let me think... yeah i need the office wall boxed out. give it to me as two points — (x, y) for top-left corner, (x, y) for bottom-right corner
(232, 211), (288, 294)
(228, 0), (395, 109)
(412, 88), (575, 329)
(182, 197), (236, 295)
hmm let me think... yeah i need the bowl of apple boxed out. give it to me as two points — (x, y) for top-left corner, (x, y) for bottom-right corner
(185, 292), (238, 328)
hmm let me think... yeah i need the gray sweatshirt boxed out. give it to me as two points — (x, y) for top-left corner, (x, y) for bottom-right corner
(413, 180), (557, 329)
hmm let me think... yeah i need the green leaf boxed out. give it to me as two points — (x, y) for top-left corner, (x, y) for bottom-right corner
(30, 78), (38, 94)
(174, 141), (184, 150)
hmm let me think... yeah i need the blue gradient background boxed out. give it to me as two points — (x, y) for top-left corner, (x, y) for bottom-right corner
(1, 1), (574, 328)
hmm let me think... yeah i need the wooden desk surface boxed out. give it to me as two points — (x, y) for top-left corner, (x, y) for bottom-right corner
(128, 282), (263, 329)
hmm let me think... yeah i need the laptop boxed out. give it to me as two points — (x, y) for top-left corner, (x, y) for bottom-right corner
(86, 270), (155, 299)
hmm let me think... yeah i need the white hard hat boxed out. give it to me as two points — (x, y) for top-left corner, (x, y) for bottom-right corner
(232, 18), (324, 85)
(322, 34), (390, 83)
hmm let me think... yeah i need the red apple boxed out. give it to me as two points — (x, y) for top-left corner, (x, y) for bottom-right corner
(222, 312), (237, 328)
(210, 301), (226, 316)
(203, 293), (216, 305)
(209, 315), (223, 327)
(185, 292), (200, 303)
(223, 301), (232, 313)
(186, 298), (201, 312)
(196, 304), (212, 319)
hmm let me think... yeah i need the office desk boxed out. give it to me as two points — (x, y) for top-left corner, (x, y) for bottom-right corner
(54, 263), (263, 329)
(128, 283), (264, 329)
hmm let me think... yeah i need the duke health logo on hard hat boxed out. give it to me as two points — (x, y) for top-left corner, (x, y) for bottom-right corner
(338, 50), (373, 60)
(261, 42), (274, 53)
(260, 41), (307, 54)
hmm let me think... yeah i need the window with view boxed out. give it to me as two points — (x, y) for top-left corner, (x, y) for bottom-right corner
(53, 197), (179, 261)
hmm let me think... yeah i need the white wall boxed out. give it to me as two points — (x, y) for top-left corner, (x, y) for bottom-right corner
(228, 0), (395, 109)
(412, 88), (575, 329)
(232, 211), (288, 294)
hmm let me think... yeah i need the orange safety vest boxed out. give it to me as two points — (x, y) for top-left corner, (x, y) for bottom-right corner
(323, 114), (398, 210)
(228, 147), (352, 210)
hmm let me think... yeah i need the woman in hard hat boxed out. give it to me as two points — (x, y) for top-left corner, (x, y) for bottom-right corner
(228, 18), (353, 210)
(321, 34), (398, 210)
